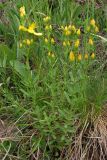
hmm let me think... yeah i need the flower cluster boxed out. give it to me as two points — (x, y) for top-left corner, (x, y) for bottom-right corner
(19, 39), (33, 48)
(87, 19), (99, 33)
(61, 25), (81, 52)
(48, 52), (55, 58)
(63, 41), (70, 47)
(19, 23), (42, 36)
(44, 37), (55, 44)
(74, 39), (80, 48)
(18, 6), (98, 62)
(43, 16), (51, 23)
(19, 6), (42, 37)
(19, 6), (26, 17)
(43, 16), (52, 31)
(61, 25), (80, 36)
(69, 52), (95, 62)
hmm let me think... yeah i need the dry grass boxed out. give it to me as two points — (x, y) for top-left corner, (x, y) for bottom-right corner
(66, 104), (107, 160)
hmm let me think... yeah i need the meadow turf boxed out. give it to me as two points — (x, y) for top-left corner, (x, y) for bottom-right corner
(0, 0), (107, 159)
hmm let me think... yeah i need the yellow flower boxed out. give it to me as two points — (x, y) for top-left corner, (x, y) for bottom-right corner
(84, 53), (88, 59)
(62, 26), (71, 36)
(33, 32), (43, 36)
(31, 39), (33, 43)
(48, 52), (55, 58)
(19, 42), (23, 48)
(26, 39), (31, 45)
(74, 39), (80, 48)
(49, 25), (52, 30)
(69, 51), (75, 61)
(64, 26), (68, 31)
(87, 26), (90, 32)
(90, 19), (96, 27)
(67, 41), (70, 46)
(45, 25), (52, 31)
(95, 26), (99, 32)
(22, 39), (33, 45)
(51, 53), (55, 58)
(19, 6), (26, 17)
(63, 41), (70, 46)
(48, 52), (51, 56)
(71, 25), (76, 33)
(27, 23), (42, 36)
(68, 25), (72, 30)
(23, 39), (26, 43)
(28, 22), (37, 31)
(51, 38), (55, 44)
(91, 53), (95, 59)
(43, 16), (51, 23)
(88, 38), (94, 45)
(63, 41), (66, 47)
(28, 29), (42, 36)
(19, 25), (27, 31)
(19, 23), (42, 36)
(44, 38), (48, 43)
(78, 54), (82, 61)
(65, 30), (71, 36)
(77, 29), (81, 36)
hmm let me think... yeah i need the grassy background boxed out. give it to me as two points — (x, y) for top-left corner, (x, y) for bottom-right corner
(0, 0), (107, 159)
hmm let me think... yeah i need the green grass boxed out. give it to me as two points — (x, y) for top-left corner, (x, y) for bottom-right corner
(0, 0), (107, 159)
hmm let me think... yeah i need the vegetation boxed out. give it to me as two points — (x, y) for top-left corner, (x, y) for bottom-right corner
(0, 0), (107, 159)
